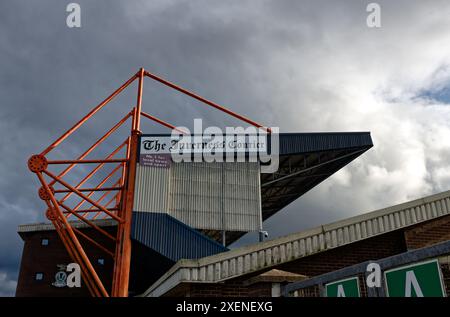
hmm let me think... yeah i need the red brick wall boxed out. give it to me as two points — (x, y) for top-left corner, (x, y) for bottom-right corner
(16, 228), (115, 297)
(167, 231), (406, 297)
(277, 230), (406, 277)
(404, 215), (450, 250)
(177, 215), (450, 297)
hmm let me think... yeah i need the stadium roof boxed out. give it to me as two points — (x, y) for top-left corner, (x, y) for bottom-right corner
(202, 132), (373, 243)
(19, 132), (373, 247)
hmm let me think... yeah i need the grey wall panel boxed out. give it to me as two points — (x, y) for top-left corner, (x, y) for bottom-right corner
(169, 162), (261, 232)
(134, 161), (262, 232)
(223, 162), (261, 231)
(134, 164), (170, 213)
(169, 162), (223, 229)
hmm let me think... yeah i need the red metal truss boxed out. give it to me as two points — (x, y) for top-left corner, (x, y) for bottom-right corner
(27, 67), (269, 297)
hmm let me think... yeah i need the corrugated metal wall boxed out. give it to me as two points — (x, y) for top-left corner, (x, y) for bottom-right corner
(169, 162), (261, 231)
(222, 162), (261, 231)
(169, 162), (223, 229)
(134, 161), (262, 232)
(134, 164), (170, 213)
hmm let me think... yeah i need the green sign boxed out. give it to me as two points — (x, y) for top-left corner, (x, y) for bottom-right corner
(325, 277), (360, 297)
(384, 259), (446, 297)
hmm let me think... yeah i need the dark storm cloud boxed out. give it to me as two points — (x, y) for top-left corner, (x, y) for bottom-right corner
(1, 0), (450, 296)
(0, 0), (281, 295)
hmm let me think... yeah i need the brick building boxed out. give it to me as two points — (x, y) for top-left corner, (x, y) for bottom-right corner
(16, 190), (450, 297)
(15, 220), (174, 297)
(142, 189), (450, 297)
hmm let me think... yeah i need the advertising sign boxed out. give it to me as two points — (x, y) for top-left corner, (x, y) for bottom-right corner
(384, 259), (446, 297)
(325, 277), (361, 297)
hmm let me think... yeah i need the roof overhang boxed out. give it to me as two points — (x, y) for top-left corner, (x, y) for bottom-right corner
(262, 132), (373, 220)
(206, 132), (373, 243)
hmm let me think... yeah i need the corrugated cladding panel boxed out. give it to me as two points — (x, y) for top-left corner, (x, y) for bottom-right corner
(134, 161), (262, 232)
(169, 162), (223, 229)
(168, 162), (261, 231)
(223, 162), (261, 231)
(134, 164), (169, 213)
(278, 132), (372, 155)
(131, 211), (228, 261)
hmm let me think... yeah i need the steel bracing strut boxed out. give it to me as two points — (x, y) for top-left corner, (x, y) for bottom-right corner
(28, 68), (269, 297)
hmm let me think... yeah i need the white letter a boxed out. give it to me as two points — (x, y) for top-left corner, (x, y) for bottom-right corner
(66, 3), (81, 28)
(366, 3), (381, 28)
(66, 263), (81, 288)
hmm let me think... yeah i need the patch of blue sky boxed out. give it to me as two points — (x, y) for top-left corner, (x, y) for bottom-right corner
(418, 85), (450, 104)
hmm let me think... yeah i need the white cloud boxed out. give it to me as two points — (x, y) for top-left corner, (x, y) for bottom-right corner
(0, 272), (17, 297)
(212, 0), (450, 237)
(81, 0), (450, 235)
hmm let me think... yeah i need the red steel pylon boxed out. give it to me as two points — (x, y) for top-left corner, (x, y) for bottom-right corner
(28, 68), (269, 297)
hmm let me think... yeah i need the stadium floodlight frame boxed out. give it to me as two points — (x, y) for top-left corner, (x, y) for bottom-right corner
(27, 67), (270, 297)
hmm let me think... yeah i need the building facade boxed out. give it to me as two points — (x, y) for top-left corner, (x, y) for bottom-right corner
(16, 190), (450, 297)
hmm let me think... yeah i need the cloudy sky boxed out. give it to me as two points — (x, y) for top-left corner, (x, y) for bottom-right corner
(1, 0), (450, 296)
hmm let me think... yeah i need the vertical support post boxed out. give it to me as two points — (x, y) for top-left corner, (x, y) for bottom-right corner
(319, 284), (325, 297)
(259, 231), (264, 243)
(222, 231), (226, 247)
(134, 68), (144, 132)
(258, 164), (264, 243)
(111, 132), (139, 297)
(111, 67), (142, 295)
(221, 162), (225, 246)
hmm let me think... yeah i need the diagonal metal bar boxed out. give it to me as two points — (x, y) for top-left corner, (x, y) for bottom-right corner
(58, 139), (128, 205)
(44, 169), (123, 222)
(81, 179), (122, 218)
(72, 227), (115, 258)
(51, 217), (98, 297)
(93, 192), (120, 220)
(71, 164), (123, 214)
(144, 70), (271, 132)
(58, 201), (117, 241)
(49, 111), (132, 186)
(43, 198), (99, 296)
(37, 172), (109, 297)
(41, 73), (138, 156)
(141, 111), (188, 134)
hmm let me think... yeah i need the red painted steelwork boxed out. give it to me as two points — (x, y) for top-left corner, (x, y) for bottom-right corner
(27, 68), (269, 297)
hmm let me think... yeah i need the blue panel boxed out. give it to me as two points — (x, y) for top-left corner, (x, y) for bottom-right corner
(131, 211), (228, 262)
(278, 132), (373, 155)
